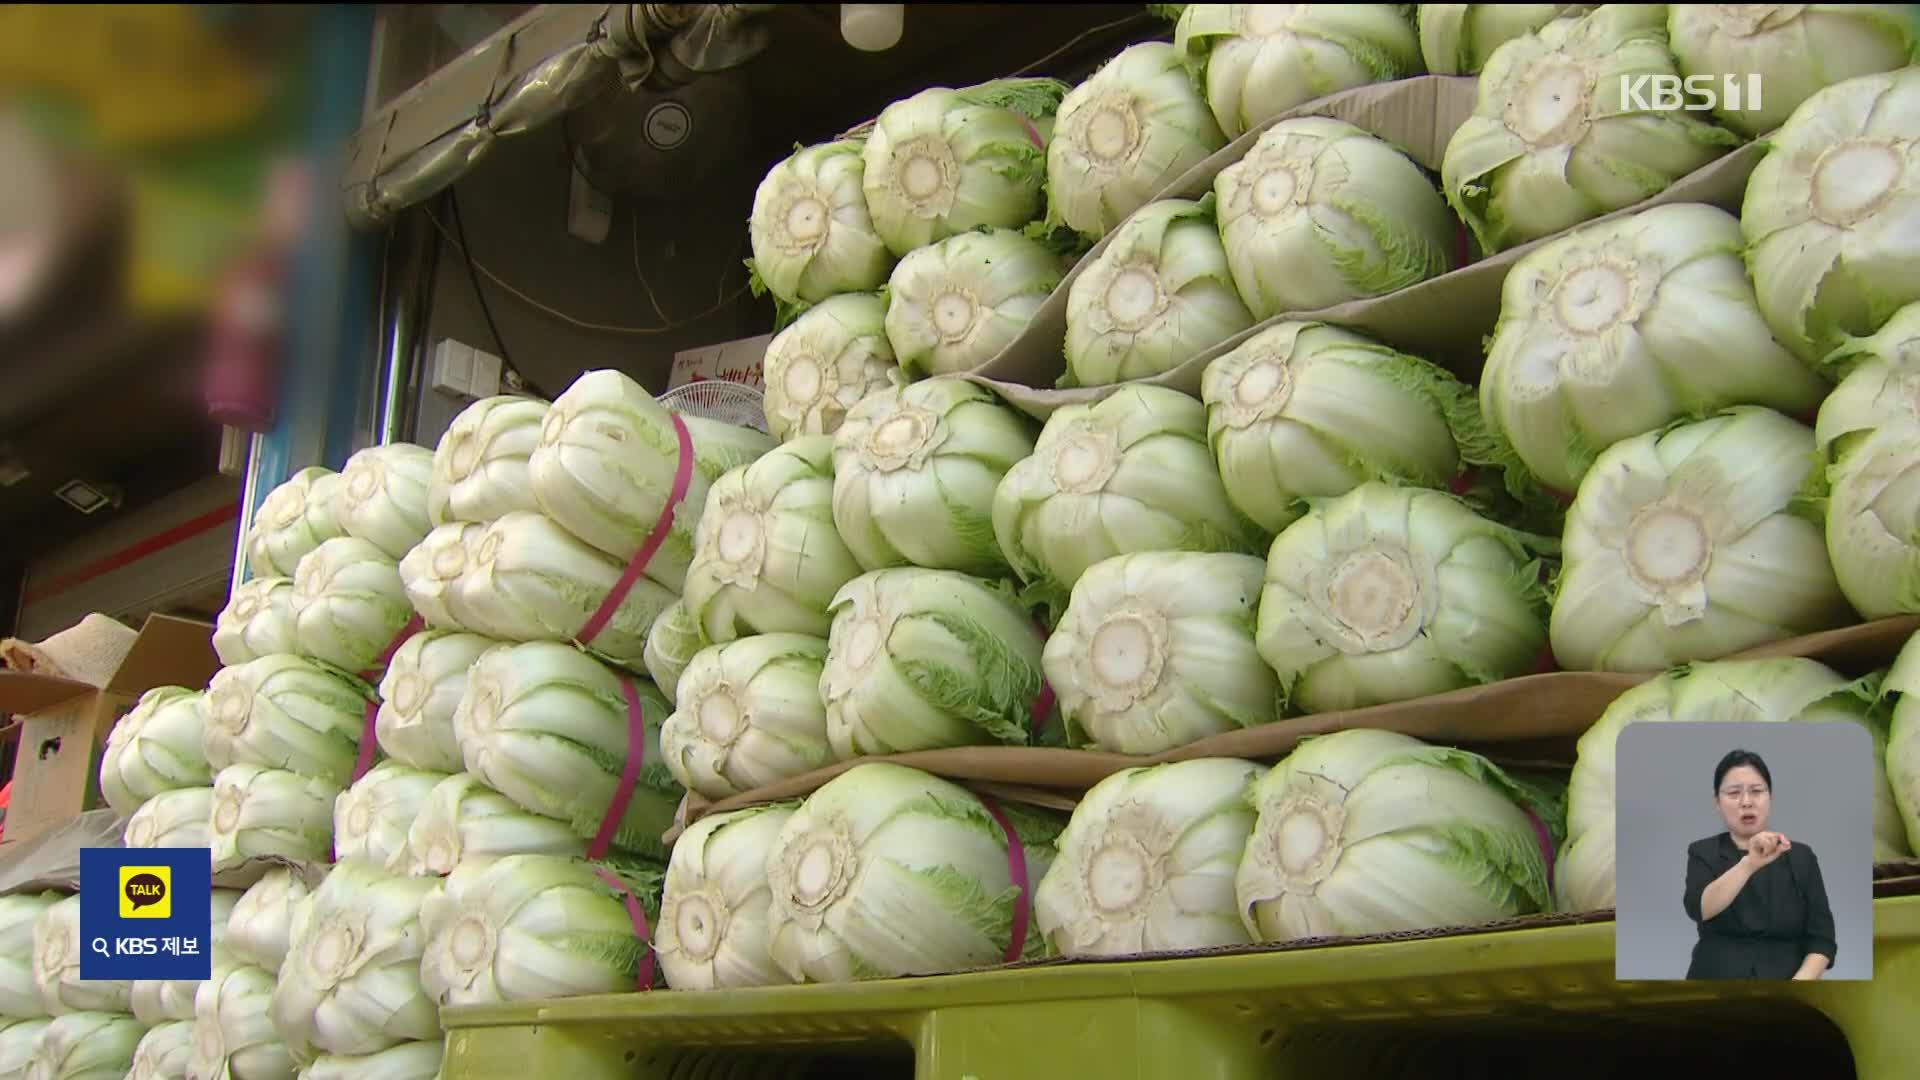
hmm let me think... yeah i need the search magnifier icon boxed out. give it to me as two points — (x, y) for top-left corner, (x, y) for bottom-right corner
(89, 937), (109, 958)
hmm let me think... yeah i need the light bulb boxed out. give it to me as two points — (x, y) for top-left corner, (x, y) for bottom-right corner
(841, 4), (904, 52)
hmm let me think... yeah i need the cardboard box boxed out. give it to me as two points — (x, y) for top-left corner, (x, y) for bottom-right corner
(0, 614), (220, 847)
(669, 334), (771, 391)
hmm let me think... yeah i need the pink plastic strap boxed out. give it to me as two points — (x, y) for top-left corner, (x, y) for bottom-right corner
(1524, 806), (1557, 888)
(587, 677), (647, 861)
(348, 614), (426, 785)
(1017, 115), (1043, 149)
(577, 411), (694, 646)
(592, 866), (656, 991)
(1530, 643), (1560, 676)
(1030, 617), (1055, 736)
(976, 795), (1031, 964)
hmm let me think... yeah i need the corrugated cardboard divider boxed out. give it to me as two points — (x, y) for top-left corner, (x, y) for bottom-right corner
(673, 615), (1920, 841)
(965, 87), (1766, 419)
(953, 75), (1481, 395)
(0, 614), (221, 848)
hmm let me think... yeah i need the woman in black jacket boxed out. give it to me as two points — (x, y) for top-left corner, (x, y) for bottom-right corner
(1682, 749), (1837, 980)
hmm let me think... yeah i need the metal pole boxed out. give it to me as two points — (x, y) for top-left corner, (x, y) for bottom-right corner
(374, 209), (438, 447)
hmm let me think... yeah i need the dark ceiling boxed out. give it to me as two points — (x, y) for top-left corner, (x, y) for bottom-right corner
(738, 4), (1163, 155)
(0, 171), (226, 567)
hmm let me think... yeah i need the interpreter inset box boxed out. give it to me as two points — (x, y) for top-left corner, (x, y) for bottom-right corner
(1613, 721), (1875, 981)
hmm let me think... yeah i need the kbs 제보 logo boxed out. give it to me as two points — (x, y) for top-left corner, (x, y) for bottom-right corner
(81, 847), (211, 981)
(119, 865), (172, 918)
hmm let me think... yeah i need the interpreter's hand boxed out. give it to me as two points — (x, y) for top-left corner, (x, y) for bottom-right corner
(1743, 831), (1791, 870)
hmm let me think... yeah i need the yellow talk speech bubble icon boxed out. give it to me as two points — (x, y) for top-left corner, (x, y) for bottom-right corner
(119, 866), (172, 919)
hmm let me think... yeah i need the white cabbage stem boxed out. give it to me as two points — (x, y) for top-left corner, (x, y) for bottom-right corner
(192, 963), (295, 1080)
(269, 860), (441, 1058)
(123, 786), (213, 851)
(247, 468), (347, 578)
(131, 888), (244, 1025)
(831, 377), (1036, 576)
(297, 1041), (445, 1080)
(1742, 66), (1920, 365)
(1825, 424), (1920, 618)
(1480, 202), (1829, 495)
(129, 1020), (194, 1080)
(454, 641), (681, 859)
(99, 685), (210, 816)
(820, 568), (1046, 758)
(419, 854), (659, 1006)
(765, 762), (1055, 982)
(760, 293), (903, 441)
(374, 630), (495, 773)
(1034, 758), (1261, 957)
(0, 894), (60, 1017)
(1238, 729), (1555, 940)
(1560, 658), (1912, 910)
(213, 576), (301, 665)
(1816, 303), (1920, 452)
(1046, 41), (1225, 241)
(22, 1012), (145, 1079)
(1215, 117), (1455, 320)
(335, 442), (435, 560)
(289, 536), (414, 673)
(1063, 197), (1253, 387)
(1441, 5), (1740, 253)
(1418, 4), (1595, 75)
(994, 384), (1262, 608)
(0, 1020), (50, 1077)
(1883, 634), (1920, 858)
(749, 139), (894, 307)
(882, 228), (1062, 377)
(643, 600), (703, 707)
(428, 395), (549, 526)
(33, 895), (132, 1014)
(1257, 483), (1550, 714)
(204, 654), (368, 786)
(683, 436), (864, 644)
(445, 511), (677, 668)
(225, 870), (312, 976)
(395, 522), (484, 631)
(1045, 552), (1276, 754)
(656, 804), (797, 990)
(1175, 4), (1423, 138)
(399, 773), (587, 878)
(662, 635), (832, 799)
(1550, 408), (1853, 673)
(1668, 4), (1918, 138)
(529, 369), (775, 590)
(1201, 320), (1490, 534)
(860, 80), (1063, 255)
(208, 763), (341, 873)
(332, 762), (450, 868)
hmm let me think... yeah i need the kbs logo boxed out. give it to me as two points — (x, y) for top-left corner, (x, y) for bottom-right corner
(119, 865), (172, 919)
(1620, 73), (1763, 113)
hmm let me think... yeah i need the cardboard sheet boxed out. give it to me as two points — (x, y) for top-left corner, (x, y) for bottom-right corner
(958, 75), (1481, 396)
(965, 92), (1765, 420)
(675, 616), (1920, 835)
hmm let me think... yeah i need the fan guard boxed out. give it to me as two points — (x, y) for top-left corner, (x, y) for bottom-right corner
(657, 378), (768, 433)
